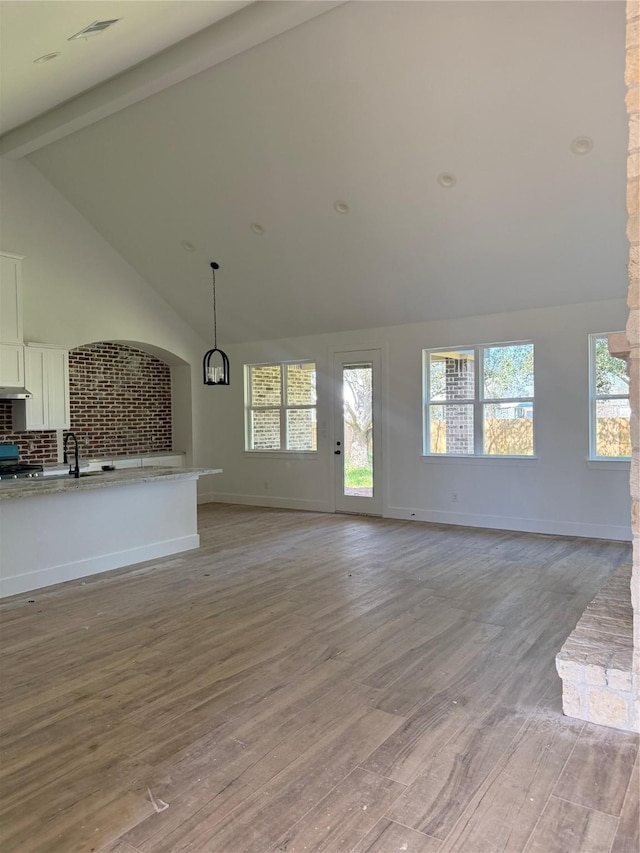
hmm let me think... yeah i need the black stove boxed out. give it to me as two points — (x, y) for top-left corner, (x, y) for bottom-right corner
(0, 463), (44, 480)
(0, 444), (44, 480)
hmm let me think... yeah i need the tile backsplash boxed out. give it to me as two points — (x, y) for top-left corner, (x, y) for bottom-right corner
(0, 342), (173, 464)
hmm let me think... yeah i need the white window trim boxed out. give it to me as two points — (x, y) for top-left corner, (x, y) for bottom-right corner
(244, 360), (317, 453)
(585, 458), (630, 470)
(588, 333), (631, 462)
(422, 341), (535, 458)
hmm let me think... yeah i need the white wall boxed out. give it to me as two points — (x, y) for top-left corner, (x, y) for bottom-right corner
(204, 298), (631, 541)
(2, 157), (629, 540)
(0, 158), (217, 473)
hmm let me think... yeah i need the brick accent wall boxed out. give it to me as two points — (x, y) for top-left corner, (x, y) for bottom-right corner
(68, 343), (172, 458)
(251, 366), (281, 408)
(249, 363), (317, 451)
(0, 402), (58, 463)
(444, 357), (474, 454)
(287, 363), (316, 451)
(250, 365), (281, 450)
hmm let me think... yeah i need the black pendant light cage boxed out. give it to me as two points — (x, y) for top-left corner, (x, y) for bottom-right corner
(203, 261), (230, 385)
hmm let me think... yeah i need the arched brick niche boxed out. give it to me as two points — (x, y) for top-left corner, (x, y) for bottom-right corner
(68, 342), (173, 458)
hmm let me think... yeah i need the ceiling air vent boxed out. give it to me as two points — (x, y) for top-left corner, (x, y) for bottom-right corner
(68, 19), (123, 41)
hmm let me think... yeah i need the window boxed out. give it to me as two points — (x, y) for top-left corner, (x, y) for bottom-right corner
(589, 334), (630, 460)
(423, 342), (535, 456)
(245, 361), (317, 451)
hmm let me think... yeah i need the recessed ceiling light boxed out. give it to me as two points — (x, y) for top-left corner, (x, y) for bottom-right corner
(181, 241), (196, 252)
(34, 52), (61, 64)
(570, 136), (594, 155)
(437, 173), (457, 188)
(333, 201), (350, 214)
(250, 222), (265, 235)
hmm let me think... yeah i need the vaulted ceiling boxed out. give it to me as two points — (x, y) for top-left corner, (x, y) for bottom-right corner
(0, 1), (628, 344)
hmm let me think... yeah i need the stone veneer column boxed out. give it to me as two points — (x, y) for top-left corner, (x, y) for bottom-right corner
(555, 2), (639, 732)
(627, 0), (640, 730)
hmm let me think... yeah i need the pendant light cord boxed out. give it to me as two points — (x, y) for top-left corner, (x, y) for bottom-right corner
(211, 261), (220, 348)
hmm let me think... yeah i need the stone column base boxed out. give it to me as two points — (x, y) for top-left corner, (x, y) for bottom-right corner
(556, 564), (638, 732)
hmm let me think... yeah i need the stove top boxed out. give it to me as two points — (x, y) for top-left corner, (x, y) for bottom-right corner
(0, 444), (44, 480)
(0, 463), (44, 480)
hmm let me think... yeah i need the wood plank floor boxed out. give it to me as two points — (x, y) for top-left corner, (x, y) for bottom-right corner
(0, 504), (637, 853)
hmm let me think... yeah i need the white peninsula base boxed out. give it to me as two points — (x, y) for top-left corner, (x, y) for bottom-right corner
(0, 469), (219, 598)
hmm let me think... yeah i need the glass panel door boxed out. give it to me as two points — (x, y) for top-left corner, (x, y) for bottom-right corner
(333, 350), (382, 515)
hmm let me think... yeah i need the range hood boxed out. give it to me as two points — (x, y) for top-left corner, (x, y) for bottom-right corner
(0, 386), (33, 400)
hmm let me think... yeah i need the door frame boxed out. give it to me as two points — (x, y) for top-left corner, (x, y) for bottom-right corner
(331, 346), (385, 516)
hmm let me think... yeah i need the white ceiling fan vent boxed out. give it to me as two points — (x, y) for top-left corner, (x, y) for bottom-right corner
(68, 19), (123, 41)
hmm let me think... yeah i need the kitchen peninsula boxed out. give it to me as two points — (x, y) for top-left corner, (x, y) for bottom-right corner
(0, 466), (221, 597)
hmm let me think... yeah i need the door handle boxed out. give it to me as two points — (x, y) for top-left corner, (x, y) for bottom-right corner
(334, 450), (341, 455)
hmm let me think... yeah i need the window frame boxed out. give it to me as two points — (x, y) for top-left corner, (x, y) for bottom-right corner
(422, 341), (535, 458)
(244, 360), (318, 453)
(588, 333), (630, 461)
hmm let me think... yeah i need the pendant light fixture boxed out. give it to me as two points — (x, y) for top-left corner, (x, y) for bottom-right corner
(203, 261), (230, 385)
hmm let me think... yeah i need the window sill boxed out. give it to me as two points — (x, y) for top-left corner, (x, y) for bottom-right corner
(586, 458), (631, 470)
(421, 454), (538, 467)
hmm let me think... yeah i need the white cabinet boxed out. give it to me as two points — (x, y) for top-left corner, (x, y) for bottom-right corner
(0, 253), (24, 345)
(0, 343), (24, 387)
(0, 253), (25, 387)
(13, 345), (70, 431)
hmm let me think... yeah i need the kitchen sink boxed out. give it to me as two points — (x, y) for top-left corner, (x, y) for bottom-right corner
(42, 470), (107, 481)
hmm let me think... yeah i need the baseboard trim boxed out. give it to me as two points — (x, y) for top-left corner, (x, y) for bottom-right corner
(197, 492), (630, 542)
(385, 506), (631, 541)
(0, 534), (200, 599)
(198, 491), (332, 513)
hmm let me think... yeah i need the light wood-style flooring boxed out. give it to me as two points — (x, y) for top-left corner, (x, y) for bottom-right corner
(0, 504), (638, 853)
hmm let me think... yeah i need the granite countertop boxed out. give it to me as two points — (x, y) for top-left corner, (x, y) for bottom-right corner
(0, 467), (222, 502)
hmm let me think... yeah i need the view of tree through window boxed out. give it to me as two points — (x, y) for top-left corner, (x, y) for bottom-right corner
(342, 364), (373, 494)
(591, 335), (630, 459)
(483, 345), (534, 399)
(424, 342), (535, 456)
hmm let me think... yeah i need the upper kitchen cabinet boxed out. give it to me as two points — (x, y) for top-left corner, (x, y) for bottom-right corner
(0, 253), (25, 387)
(0, 253), (24, 345)
(13, 345), (70, 431)
(0, 343), (25, 387)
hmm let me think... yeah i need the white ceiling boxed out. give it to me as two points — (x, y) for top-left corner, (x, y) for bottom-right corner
(0, 1), (629, 345)
(0, 0), (252, 134)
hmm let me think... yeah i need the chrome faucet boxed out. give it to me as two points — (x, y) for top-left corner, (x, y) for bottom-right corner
(63, 432), (80, 478)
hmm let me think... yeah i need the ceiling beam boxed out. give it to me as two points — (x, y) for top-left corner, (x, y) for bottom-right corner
(0, 0), (345, 160)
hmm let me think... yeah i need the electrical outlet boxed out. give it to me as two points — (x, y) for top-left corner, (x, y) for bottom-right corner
(451, 492), (458, 503)
(264, 481), (269, 491)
